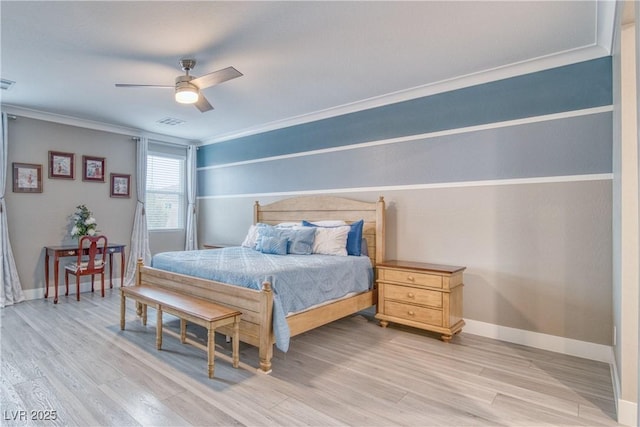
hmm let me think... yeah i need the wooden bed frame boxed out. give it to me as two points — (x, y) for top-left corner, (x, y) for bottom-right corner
(135, 195), (385, 373)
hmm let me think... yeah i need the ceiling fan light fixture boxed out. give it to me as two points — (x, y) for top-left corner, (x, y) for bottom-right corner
(116, 58), (241, 113)
(175, 81), (199, 104)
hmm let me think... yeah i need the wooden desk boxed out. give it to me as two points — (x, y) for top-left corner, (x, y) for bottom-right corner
(44, 243), (126, 304)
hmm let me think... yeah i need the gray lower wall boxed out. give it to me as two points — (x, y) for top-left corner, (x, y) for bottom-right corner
(198, 179), (612, 345)
(5, 117), (184, 295)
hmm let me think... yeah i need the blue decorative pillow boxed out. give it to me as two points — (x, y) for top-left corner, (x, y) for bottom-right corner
(258, 235), (288, 255)
(346, 219), (364, 256)
(287, 227), (316, 255)
(302, 219), (364, 256)
(255, 225), (287, 251)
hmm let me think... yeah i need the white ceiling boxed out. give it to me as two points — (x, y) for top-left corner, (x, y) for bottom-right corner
(1, 1), (615, 145)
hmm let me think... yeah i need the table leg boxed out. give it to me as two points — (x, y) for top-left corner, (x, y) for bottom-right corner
(156, 306), (163, 350)
(120, 248), (125, 287)
(109, 253), (114, 289)
(142, 304), (148, 326)
(53, 255), (59, 304)
(232, 316), (240, 369)
(44, 251), (49, 299)
(180, 319), (187, 343)
(208, 326), (215, 378)
(120, 293), (126, 330)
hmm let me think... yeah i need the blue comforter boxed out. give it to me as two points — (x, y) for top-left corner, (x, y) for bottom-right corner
(151, 247), (374, 352)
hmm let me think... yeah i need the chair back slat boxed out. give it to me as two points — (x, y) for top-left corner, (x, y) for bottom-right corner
(77, 235), (108, 273)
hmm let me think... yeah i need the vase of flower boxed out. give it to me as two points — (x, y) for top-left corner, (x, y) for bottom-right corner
(71, 204), (99, 239)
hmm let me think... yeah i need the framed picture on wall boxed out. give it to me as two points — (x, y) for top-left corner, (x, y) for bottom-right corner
(48, 151), (74, 179)
(110, 173), (130, 198)
(13, 162), (43, 193)
(82, 155), (105, 182)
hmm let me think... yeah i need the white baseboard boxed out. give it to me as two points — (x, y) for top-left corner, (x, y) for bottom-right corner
(610, 347), (639, 426)
(616, 398), (638, 426)
(21, 279), (122, 302)
(463, 319), (613, 363)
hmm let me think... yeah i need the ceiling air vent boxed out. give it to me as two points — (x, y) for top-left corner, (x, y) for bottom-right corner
(1, 79), (16, 90)
(156, 117), (185, 126)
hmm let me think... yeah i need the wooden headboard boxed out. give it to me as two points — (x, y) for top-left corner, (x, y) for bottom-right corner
(254, 195), (385, 266)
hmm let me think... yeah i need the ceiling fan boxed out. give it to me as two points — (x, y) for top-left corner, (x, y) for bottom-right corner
(115, 59), (242, 112)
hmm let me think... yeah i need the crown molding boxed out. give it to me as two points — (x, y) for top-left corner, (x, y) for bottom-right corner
(597, 0), (617, 54)
(0, 104), (193, 146)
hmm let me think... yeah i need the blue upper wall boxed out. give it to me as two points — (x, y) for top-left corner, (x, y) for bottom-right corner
(199, 57), (612, 168)
(197, 57), (612, 197)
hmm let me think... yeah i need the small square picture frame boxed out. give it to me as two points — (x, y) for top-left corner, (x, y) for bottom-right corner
(110, 173), (130, 198)
(48, 151), (75, 179)
(82, 155), (105, 182)
(13, 162), (43, 193)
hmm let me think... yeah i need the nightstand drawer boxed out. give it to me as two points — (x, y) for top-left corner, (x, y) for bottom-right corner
(379, 268), (442, 288)
(384, 284), (442, 308)
(384, 300), (443, 327)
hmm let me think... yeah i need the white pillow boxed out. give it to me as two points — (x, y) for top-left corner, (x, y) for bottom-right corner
(276, 222), (302, 228)
(312, 225), (349, 256)
(241, 224), (261, 248)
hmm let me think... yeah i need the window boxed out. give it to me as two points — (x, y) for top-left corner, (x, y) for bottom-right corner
(146, 146), (186, 230)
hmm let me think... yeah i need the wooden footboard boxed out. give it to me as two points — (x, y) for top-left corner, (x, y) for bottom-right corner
(135, 259), (275, 373)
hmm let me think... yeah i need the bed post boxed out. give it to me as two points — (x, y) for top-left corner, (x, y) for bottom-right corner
(253, 200), (260, 224)
(258, 281), (274, 373)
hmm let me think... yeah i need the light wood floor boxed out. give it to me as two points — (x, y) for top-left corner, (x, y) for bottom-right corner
(1, 289), (620, 427)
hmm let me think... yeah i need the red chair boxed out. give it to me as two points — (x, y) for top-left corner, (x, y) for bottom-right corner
(65, 235), (108, 301)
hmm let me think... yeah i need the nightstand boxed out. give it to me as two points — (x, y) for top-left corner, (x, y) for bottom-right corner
(375, 260), (465, 342)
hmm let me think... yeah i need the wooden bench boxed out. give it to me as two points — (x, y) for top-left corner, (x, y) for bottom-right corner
(120, 284), (241, 379)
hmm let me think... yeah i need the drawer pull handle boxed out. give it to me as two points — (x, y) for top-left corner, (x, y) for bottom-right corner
(407, 310), (415, 316)
(407, 275), (415, 282)
(407, 292), (415, 299)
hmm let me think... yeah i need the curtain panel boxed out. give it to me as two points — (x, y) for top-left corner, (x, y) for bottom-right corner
(185, 144), (198, 250)
(124, 137), (151, 285)
(0, 113), (25, 307)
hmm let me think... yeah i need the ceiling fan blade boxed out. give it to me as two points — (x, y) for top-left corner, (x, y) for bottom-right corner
(115, 84), (173, 88)
(195, 94), (214, 112)
(192, 66), (242, 90)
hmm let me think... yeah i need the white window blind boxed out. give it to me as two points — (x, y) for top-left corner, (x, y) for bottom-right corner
(146, 148), (186, 230)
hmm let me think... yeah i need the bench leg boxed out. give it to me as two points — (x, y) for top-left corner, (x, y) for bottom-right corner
(142, 304), (148, 326)
(232, 316), (240, 369)
(180, 319), (187, 343)
(207, 326), (215, 379)
(120, 293), (126, 330)
(156, 306), (163, 350)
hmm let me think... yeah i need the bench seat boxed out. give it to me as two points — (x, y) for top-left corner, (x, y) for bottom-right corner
(120, 284), (241, 378)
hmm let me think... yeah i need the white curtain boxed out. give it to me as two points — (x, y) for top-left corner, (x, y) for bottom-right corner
(0, 113), (25, 307)
(124, 137), (151, 285)
(185, 144), (198, 250)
